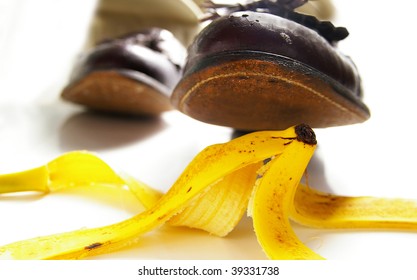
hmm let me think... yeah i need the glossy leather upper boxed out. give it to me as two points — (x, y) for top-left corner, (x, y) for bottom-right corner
(70, 28), (185, 90)
(185, 11), (362, 98)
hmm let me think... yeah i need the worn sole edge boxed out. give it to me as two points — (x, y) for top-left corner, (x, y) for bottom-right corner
(62, 69), (173, 116)
(172, 51), (370, 129)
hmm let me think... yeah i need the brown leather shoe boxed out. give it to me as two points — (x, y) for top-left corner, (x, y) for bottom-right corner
(171, 1), (370, 130)
(62, 28), (186, 116)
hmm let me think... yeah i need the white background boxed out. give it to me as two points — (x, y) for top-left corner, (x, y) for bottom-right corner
(1, 0), (417, 261)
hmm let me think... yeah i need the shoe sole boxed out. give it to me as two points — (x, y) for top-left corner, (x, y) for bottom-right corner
(62, 69), (172, 116)
(171, 51), (370, 130)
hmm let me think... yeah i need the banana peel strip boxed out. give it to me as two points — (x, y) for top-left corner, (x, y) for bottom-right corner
(250, 138), (323, 260)
(1, 124), (417, 259)
(292, 184), (417, 230)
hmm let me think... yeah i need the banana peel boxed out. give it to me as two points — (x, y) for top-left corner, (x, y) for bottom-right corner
(0, 124), (308, 259)
(0, 124), (417, 260)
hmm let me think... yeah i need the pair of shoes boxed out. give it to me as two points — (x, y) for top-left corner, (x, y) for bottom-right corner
(61, 0), (370, 130)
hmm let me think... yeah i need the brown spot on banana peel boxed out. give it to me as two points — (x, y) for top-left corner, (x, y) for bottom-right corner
(157, 214), (169, 221)
(84, 242), (103, 250)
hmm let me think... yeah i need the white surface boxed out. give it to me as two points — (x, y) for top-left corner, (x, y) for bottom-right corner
(1, 0), (417, 260)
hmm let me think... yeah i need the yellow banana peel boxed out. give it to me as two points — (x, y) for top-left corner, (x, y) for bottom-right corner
(0, 151), (125, 194)
(292, 184), (417, 230)
(0, 124), (417, 260)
